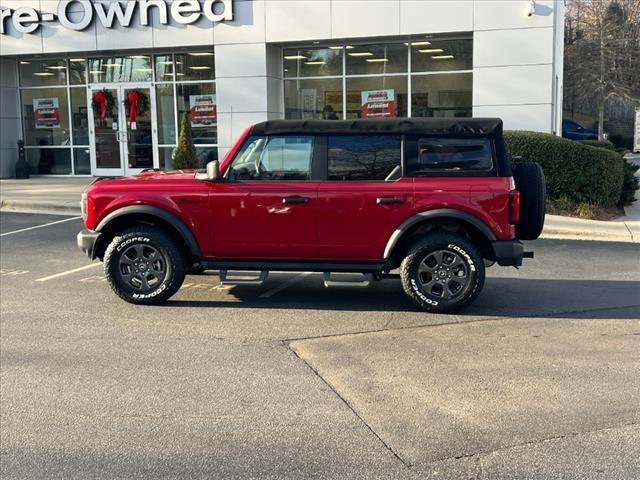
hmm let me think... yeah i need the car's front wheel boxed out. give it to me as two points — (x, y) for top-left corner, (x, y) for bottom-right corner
(103, 226), (186, 305)
(400, 232), (485, 313)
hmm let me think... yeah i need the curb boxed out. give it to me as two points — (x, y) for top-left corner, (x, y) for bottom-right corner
(0, 199), (81, 216)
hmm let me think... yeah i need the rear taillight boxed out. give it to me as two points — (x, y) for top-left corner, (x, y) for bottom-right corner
(509, 190), (520, 224)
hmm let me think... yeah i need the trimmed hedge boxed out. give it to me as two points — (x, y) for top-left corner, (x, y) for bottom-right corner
(578, 139), (616, 151)
(504, 131), (624, 207)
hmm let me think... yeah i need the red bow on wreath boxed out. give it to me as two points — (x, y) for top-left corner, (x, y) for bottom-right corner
(94, 91), (107, 121)
(127, 90), (139, 127)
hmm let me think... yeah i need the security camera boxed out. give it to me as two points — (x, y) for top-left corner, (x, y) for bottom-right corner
(527, 0), (536, 17)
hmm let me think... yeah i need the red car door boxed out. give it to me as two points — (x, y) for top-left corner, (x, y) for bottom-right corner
(317, 134), (414, 261)
(207, 134), (319, 259)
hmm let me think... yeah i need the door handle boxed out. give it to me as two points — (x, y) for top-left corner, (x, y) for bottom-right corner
(376, 197), (404, 205)
(282, 196), (310, 204)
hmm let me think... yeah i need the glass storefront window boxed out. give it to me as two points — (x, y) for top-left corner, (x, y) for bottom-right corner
(26, 148), (71, 175)
(411, 73), (472, 118)
(88, 55), (153, 83)
(156, 84), (176, 145)
(175, 52), (215, 81)
(177, 83), (217, 145)
(283, 47), (343, 78)
(410, 38), (472, 73)
(21, 88), (70, 146)
(20, 59), (67, 87)
(196, 146), (219, 169)
(158, 146), (176, 170)
(70, 87), (89, 145)
(284, 78), (343, 120)
(69, 58), (87, 85)
(345, 76), (408, 119)
(73, 147), (91, 175)
(155, 55), (174, 82)
(345, 43), (407, 75)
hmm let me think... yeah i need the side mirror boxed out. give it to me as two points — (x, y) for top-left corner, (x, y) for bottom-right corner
(206, 160), (220, 180)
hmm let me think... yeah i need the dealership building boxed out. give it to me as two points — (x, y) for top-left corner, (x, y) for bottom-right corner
(0, 0), (564, 178)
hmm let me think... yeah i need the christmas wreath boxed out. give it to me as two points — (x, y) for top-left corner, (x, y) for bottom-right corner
(91, 89), (115, 121)
(124, 89), (150, 127)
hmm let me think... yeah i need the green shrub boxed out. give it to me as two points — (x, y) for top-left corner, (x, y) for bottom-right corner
(578, 139), (616, 151)
(504, 131), (624, 207)
(620, 160), (639, 206)
(172, 112), (198, 170)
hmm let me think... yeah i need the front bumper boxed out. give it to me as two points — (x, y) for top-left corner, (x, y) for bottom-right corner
(77, 229), (100, 259)
(491, 240), (533, 267)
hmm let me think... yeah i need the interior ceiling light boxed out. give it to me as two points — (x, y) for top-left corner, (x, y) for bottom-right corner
(304, 61), (326, 65)
(189, 52), (214, 56)
(33, 72), (54, 76)
(284, 55), (307, 60)
(419, 48), (444, 54)
(89, 70), (103, 74)
(328, 46), (343, 50)
(189, 66), (211, 70)
(348, 52), (374, 57)
(128, 55), (147, 59)
(20, 61), (30, 65)
(432, 55), (454, 59)
(366, 58), (389, 63)
(70, 58), (84, 62)
(135, 68), (153, 72)
(47, 66), (66, 70)
(406, 41), (431, 46)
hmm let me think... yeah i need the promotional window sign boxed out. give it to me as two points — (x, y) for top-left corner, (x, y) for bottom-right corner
(189, 94), (217, 127)
(360, 89), (396, 118)
(33, 97), (61, 129)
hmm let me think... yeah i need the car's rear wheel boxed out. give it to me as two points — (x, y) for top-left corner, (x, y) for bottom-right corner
(103, 226), (186, 305)
(513, 161), (546, 240)
(400, 232), (485, 313)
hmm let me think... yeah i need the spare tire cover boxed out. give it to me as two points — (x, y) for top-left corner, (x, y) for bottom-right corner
(513, 162), (546, 240)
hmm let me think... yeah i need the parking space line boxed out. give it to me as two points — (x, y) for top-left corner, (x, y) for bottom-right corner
(0, 216), (81, 237)
(259, 272), (312, 298)
(35, 263), (101, 282)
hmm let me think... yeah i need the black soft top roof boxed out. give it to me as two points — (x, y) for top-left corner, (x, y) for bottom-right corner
(250, 118), (502, 136)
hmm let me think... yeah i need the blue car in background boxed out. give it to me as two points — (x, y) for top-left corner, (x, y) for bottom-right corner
(562, 119), (599, 140)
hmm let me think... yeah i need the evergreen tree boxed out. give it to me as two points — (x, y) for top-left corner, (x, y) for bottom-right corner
(172, 112), (198, 170)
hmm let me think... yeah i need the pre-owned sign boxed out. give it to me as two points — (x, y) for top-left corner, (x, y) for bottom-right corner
(0, 0), (233, 35)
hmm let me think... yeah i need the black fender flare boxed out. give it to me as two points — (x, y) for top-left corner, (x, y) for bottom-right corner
(96, 205), (202, 258)
(383, 209), (497, 259)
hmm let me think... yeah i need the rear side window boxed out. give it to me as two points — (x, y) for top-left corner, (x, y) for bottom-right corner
(228, 135), (314, 181)
(328, 134), (401, 181)
(406, 137), (494, 176)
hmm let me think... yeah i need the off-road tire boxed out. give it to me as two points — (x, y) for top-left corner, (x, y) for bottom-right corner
(400, 232), (485, 313)
(103, 226), (186, 305)
(513, 161), (546, 240)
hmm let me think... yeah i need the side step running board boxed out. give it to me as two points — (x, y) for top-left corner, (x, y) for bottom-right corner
(219, 270), (268, 285)
(323, 272), (372, 288)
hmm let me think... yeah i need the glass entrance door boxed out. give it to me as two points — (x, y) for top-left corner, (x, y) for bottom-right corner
(88, 84), (158, 176)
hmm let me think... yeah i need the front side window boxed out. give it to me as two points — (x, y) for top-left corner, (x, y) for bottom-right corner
(328, 135), (401, 181)
(229, 135), (314, 181)
(407, 137), (493, 176)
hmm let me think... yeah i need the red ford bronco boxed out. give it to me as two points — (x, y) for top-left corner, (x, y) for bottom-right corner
(77, 118), (545, 312)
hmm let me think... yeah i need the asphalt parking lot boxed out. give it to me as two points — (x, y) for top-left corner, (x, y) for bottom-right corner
(1, 211), (639, 479)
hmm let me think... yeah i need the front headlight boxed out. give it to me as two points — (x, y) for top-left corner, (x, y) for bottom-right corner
(81, 192), (88, 220)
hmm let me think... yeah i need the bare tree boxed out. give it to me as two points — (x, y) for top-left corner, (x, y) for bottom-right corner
(565, 0), (640, 139)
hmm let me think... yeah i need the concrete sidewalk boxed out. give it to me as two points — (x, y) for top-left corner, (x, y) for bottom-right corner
(1, 176), (639, 243)
(0, 177), (89, 215)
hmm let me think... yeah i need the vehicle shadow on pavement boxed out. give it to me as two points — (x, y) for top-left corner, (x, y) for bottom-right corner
(167, 278), (640, 320)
